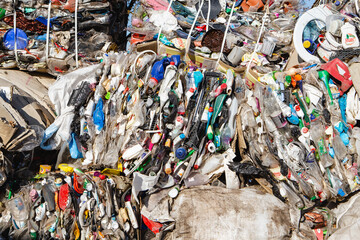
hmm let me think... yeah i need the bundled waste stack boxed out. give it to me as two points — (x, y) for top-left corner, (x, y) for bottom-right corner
(0, 165), (135, 239)
(0, 0), (128, 75)
(0, 50), (246, 239)
(40, 50), (242, 187)
(4, 1), (360, 239)
(29, 43), (358, 239)
(129, 0), (298, 70)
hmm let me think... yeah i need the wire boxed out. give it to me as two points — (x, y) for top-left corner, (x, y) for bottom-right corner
(206, 0), (211, 32)
(185, 0), (204, 58)
(75, 0), (79, 68)
(46, 1), (51, 64)
(156, 0), (175, 47)
(13, 1), (18, 65)
(215, 1), (236, 68)
(245, 2), (269, 75)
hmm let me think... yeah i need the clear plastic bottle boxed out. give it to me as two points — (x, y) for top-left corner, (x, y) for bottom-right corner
(279, 181), (304, 209)
(327, 168), (346, 197)
(310, 121), (334, 168)
(263, 88), (288, 129)
(333, 132), (348, 160)
(221, 126), (232, 150)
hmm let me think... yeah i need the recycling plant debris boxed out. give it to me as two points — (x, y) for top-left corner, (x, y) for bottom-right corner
(0, 0), (129, 74)
(3, 0), (360, 239)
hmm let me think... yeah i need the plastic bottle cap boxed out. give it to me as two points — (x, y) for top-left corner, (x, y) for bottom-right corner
(303, 40), (311, 49)
(208, 107), (214, 112)
(175, 148), (187, 160)
(285, 75), (292, 81)
(176, 116), (182, 122)
(294, 74), (302, 81)
(99, 174), (106, 180)
(150, 77), (159, 83)
(170, 61), (175, 65)
(55, 178), (62, 186)
(338, 188), (345, 197)
(295, 105), (301, 111)
(220, 83), (227, 90)
(302, 127), (309, 134)
(168, 187), (179, 198)
(180, 134), (185, 139)
(189, 88), (194, 93)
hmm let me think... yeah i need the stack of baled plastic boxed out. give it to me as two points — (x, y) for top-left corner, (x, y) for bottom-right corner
(0, 0), (127, 75)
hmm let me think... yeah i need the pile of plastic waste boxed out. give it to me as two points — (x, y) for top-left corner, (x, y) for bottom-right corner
(0, 0), (128, 74)
(0, 165), (135, 239)
(3, 0), (360, 239)
(129, 0), (298, 70)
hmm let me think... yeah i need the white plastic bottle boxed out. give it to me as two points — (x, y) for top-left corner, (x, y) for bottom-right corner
(341, 22), (360, 49)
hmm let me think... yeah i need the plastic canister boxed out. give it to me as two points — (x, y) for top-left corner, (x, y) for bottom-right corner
(341, 22), (360, 49)
(150, 58), (169, 86)
(227, 46), (245, 66)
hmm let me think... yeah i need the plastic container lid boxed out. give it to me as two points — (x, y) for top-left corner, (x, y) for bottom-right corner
(170, 61), (175, 65)
(303, 40), (311, 49)
(179, 134), (185, 139)
(294, 74), (302, 81)
(4, 28), (28, 50)
(150, 77), (159, 83)
(176, 116), (183, 123)
(338, 188), (345, 197)
(168, 187), (179, 198)
(175, 147), (187, 160)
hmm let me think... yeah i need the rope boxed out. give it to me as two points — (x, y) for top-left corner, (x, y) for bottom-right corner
(215, 1), (236, 68)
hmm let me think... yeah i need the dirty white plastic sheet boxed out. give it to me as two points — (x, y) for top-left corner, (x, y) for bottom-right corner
(142, 186), (316, 240)
(328, 192), (360, 240)
(41, 64), (102, 150)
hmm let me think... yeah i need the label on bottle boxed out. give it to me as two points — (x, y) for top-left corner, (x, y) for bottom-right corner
(345, 33), (356, 45)
(270, 166), (286, 180)
(318, 139), (327, 155)
(271, 111), (287, 128)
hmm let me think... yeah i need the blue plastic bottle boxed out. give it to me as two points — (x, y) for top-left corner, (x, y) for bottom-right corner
(149, 58), (169, 88)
